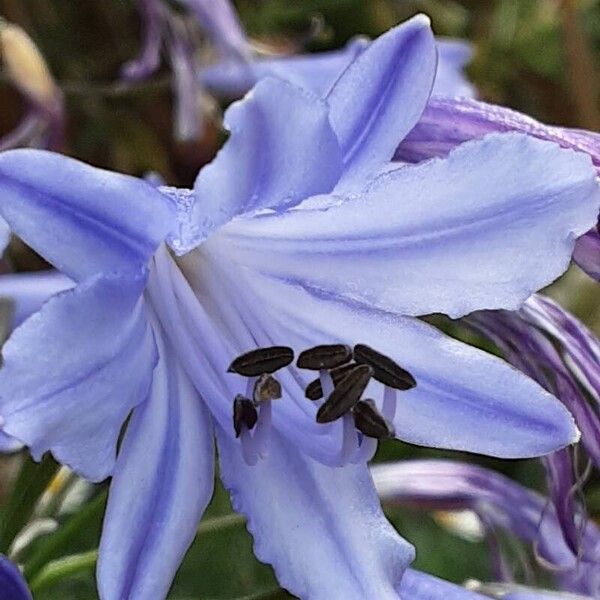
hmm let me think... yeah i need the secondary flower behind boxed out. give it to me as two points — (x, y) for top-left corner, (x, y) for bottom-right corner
(0, 15), (598, 600)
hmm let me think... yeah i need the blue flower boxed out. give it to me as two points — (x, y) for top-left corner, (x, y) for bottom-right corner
(0, 16), (597, 600)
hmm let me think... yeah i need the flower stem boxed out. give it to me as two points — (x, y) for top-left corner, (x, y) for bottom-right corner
(0, 454), (59, 554)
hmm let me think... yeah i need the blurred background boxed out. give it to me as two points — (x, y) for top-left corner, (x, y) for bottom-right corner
(0, 1), (599, 598)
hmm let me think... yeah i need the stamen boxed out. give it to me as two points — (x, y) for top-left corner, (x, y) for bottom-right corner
(319, 368), (335, 398)
(354, 344), (416, 390)
(228, 346), (294, 376)
(305, 362), (358, 400)
(297, 344), (352, 370)
(253, 399), (273, 459)
(316, 364), (373, 424)
(253, 373), (282, 403)
(382, 386), (397, 422)
(352, 435), (378, 464)
(233, 394), (258, 438)
(340, 412), (360, 464)
(352, 399), (395, 439)
(240, 428), (259, 466)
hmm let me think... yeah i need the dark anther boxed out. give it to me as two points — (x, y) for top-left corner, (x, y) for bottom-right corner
(253, 373), (282, 403)
(297, 344), (353, 370)
(354, 344), (416, 390)
(233, 395), (258, 437)
(316, 364), (373, 424)
(228, 346), (294, 377)
(305, 362), (358, 400)
(352, 399), (395, 439)
(305, 378), (324, 401)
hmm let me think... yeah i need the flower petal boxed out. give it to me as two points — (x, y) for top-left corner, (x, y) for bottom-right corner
(0, 217), (10, 255)
(0, 555), (31, 600)
(400, 569), (485, 599)
(186, 77), (342, 251)
(396, 96), (600, 169)
(326, 15), (436, 186)
(0, 270), (73, 328)
(434, 39), (475, 97)
(573, 227), (600, 281)
(233, 272), (578, 458)
(199, 38), (369, 99)
(372, 459), (600, 596)
(216, 426), (413, 600)
(0, 149), (175, 281)
(0, 430), (24, 453)
(0, 271), (157, 481)
(465, 303), (600, 469)
(200, 36), (467, 100)
(224, 133), (600, 318)
(98, 329), (213, 600)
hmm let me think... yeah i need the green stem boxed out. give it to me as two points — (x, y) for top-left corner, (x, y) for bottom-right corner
(29, 550), (97, 593)
(24, 489), (107, 580)
(0, 455), (59, 553)
(27, 510), (245, 591)
(197, 512), (245, 535)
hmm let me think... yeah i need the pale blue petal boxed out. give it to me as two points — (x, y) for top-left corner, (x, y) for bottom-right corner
(0, 150), (175, 281)
(326, 15), (436, 186)
(223, 134), (600, 319)
(434, 39), (475, 97)
(199, 38), (369, 98)
(200, 35), (469, 101)
(187, 78), (342, 251)
(178, 245), (353, 465)
(217, 426), (413, 600)
(0, 270), (73, 328)
(0, 217), (10, 255)
(0, 430), (23, 453)
(234, 272), (578, 458)
(98, 329), (213, 600)
(503, 593), (593, 600)
(0, 271), (157, 481)
(400, 570), (485, 599)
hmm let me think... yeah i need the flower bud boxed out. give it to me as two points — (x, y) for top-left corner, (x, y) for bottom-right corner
(0, 22), (61, 116)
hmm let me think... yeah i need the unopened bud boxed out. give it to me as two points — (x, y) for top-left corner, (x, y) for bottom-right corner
(0, 22), (61, 115)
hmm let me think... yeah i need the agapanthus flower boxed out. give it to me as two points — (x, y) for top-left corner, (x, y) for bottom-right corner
(0, 16), (598, 599)
(0, 554), (32, 600)
(372, 459), (600, 596)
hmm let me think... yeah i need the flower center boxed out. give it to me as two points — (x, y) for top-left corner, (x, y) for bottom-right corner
(228, 343), (417, 466)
